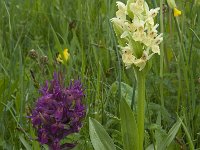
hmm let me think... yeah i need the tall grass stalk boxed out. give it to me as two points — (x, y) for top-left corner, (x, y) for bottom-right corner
(160, 0), (165, 110)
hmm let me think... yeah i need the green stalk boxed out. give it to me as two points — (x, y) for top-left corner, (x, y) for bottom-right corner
(174, 17), (187, 63)
(160, 0), (164, 109)
(135, 71), (146, 150)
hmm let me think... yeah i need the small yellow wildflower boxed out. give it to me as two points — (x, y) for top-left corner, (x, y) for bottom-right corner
(56, 49), (70, 63)
(174, 8), (181, 17)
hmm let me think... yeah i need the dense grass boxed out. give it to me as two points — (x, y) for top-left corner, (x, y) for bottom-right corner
(0, 0), (200, 149)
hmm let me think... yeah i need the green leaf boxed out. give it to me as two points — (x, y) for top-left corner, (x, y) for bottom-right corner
(120, 99), (139, 150)
(157, 119), (181, 150)
(72, 141), (93, 150)
(129, 36), (143, 58)
(178, 117), (194, 150)
(89, 117), (116, 150)
(112, 22), (127, 46)
(110, 81), (133, 107)
(19, 134), (32, 150)
(146, 144), (155, 150)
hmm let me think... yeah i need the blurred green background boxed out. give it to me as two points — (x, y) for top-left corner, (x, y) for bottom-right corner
(0, 0), (200, 149)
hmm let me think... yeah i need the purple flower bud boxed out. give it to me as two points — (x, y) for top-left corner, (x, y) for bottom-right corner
(51, 139), (60, 150)
(55, 106), (64, 121)
(38, 128), (49, 144)
(31, 114), (41, 126)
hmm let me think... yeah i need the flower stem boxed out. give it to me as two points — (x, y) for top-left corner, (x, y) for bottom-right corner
(135, 71), (146, 150)
(160, 0), (165, 110)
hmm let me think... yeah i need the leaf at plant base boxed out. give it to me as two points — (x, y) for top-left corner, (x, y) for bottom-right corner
(157, 119), (181, 150)
(89, 117), (116, 150)
(146, 144), (155, 150)
(72, 141), (93, 150)
(154, 112), (167, 148)
(109, 81), (133, 107)
(120, 99), (139, 150)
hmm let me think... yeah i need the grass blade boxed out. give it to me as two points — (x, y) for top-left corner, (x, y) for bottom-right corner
(158, 119), (181, 150)
(178, 117), (194, 150)
(19, 134), (31, 150)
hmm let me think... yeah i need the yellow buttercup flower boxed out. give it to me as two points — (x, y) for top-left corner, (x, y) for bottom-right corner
(56, 49), (70, 63)
(174, 8), (181, 17)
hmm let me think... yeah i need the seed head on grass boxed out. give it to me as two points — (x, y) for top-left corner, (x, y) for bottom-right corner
(29, 49), (38, 59)
(29, 73), (85, 150)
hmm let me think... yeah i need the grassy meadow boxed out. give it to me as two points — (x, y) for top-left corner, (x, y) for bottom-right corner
(0, 0), (200, 149)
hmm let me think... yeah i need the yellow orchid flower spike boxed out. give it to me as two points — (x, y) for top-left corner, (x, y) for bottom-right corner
(56, 49), (70, 64)
(174, 7), (182, 17)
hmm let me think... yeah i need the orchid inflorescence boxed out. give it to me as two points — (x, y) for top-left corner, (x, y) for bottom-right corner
(111, 0), (163, 71)
(29, 73), (85, 150)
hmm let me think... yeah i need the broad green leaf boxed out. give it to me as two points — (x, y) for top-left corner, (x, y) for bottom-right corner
(154, 113), (168, 149)
(120, 99), (139, 150)
(146, 144), (155, 150)
(110, 81), (133, 107)
(157, 119), (181, 150)
(89, 117), (116, 150)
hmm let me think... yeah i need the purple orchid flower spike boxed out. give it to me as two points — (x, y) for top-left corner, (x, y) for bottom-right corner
(29, 72), (86, 150)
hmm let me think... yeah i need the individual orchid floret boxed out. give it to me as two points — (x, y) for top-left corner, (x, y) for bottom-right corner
(145, 7), (160, 25)
(130, 0), (145, 16)
(133, 17), (145, 30)
(134, 50), (154, 71)
(121, 45), (136, 68)
(29, 72), (86, 150)
(116, 1), (127, 20)
(120, 22), (135, 38)
(151, 45), (160, 55)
